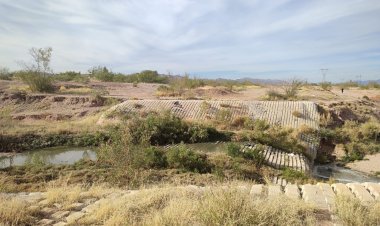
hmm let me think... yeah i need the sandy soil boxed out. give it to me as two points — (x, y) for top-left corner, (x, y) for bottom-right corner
(1, 80), (379, 103)
(346, 153), (380, 175)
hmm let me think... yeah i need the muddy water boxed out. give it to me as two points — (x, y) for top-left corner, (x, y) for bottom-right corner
(313, 164), (380, 183)
(184, 142), (229, 152)
(2, 144), (379, 184)
(0, 147), (96, 168)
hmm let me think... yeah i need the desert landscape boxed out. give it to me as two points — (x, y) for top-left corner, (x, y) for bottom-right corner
(1, 1), (380, 225)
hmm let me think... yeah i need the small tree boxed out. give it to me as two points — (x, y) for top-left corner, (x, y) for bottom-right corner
(17, 47), (54, 92)
(28, 47), (53, 76)
(0, 67), (12, 80)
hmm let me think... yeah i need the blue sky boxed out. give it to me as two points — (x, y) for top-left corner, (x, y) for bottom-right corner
(0, 0), (380, 82)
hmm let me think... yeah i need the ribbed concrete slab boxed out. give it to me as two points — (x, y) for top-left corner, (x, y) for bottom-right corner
(284, 184), (300, 199)
(363, 182), (380, 200)
(332, 183), (355, 198)
(347, 183), (374, 203)
(301, 184), (328, 209)
(318, 183), (336, 209)
(250, 184), (264, 197)
(267, 185), (282, 198)
(108, 100), (320, 129)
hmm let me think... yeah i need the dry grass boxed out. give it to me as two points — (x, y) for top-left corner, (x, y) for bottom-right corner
(292, 110), (303, 118)
(58, 86), (95, 95)
(45, 183), (115, 209)
(79, 185), (317, 226)
(1, 112), (104, 135)
(0, 196), (36, 225)
(335, 195), (380, 226)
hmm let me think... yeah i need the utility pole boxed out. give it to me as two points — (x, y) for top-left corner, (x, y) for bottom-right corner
(320, 69), (328, 82)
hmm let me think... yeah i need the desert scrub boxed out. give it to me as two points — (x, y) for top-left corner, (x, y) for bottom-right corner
(239, 125), (308, 156)
(126, 111), (231, 145)
(281, 168), (309, 183)
(0, 131), (109, 152)
(166, 144), (211, 173)
(333, 120), (380, 161)
(335, 195), (380, 226)
(16, 70), (55, 92)
(79, 186), (317, 226)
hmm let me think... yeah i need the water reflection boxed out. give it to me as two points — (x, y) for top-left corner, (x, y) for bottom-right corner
(0, 147), (96, 168)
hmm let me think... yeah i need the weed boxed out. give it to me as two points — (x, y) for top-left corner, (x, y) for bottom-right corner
(335, 195), (380, 226)
(292, 110), (303, 118)
(281, 168), (308, 182)
(166, 144), (211, 173)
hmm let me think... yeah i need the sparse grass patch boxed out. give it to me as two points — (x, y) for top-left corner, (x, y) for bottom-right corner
(335, 195), (380, 226)
(0, 196), (37, 225)
(79, 186), (318, 226)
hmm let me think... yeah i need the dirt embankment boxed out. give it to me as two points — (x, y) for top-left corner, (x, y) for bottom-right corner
(0, 91), (123, 121)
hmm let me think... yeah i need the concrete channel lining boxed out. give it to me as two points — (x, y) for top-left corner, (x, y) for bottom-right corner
(107, 100), (320, 129)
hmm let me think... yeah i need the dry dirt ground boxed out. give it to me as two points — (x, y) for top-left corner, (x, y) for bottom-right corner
(1, 79), (379, 102)
(1, 79), (379, 134)
(346, 153), (380, 175)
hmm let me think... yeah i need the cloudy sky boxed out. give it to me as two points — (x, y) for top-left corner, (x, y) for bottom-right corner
(0, 0), (380, 82)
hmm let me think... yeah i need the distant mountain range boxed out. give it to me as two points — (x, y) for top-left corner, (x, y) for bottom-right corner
(353, 79), (380, 85)
(236, 77), (285, 84)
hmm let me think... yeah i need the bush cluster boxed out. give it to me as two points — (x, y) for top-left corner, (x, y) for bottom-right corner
(54, 71), (89, 83)
(16, 70), (54, 93)
(127, 111), (231, 145)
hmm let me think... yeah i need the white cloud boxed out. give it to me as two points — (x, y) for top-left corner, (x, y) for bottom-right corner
(0, 0), (379, 81)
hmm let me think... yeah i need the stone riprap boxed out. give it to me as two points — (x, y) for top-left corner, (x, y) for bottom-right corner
(1, 182), (379, 226)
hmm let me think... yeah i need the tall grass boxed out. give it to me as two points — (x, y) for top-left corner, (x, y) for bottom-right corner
(335, 195), (380, 226)
(0, 196), (37, 225)
(79, 186), (317, 225)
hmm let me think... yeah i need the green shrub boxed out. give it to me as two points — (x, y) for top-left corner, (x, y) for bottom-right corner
(0, 67), (12, 80)
(134, 147), (168, 169)
(227, 143), (241, 157)
(281, 168), (308, 182)
(127, 112), (230, 145)
(16, 71), (54, 92)
(166, 145), (211, 173)
(54, 71), (89, 83)
(89, 66), (114, 82)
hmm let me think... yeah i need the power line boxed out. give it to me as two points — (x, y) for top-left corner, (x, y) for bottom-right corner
(320, 69), (328, 82)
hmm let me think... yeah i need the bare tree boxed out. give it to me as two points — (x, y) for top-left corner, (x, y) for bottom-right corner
(28, 47), (53, 76)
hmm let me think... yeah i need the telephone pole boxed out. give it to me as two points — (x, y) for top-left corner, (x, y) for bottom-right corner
(320, 69), (328, 82)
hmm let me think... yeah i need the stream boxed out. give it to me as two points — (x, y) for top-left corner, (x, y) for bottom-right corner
(1, 145), (379, 183)
(0, 146), (96, 168)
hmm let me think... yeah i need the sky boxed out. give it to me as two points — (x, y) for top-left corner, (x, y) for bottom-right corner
(0, 0), (380, 82)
